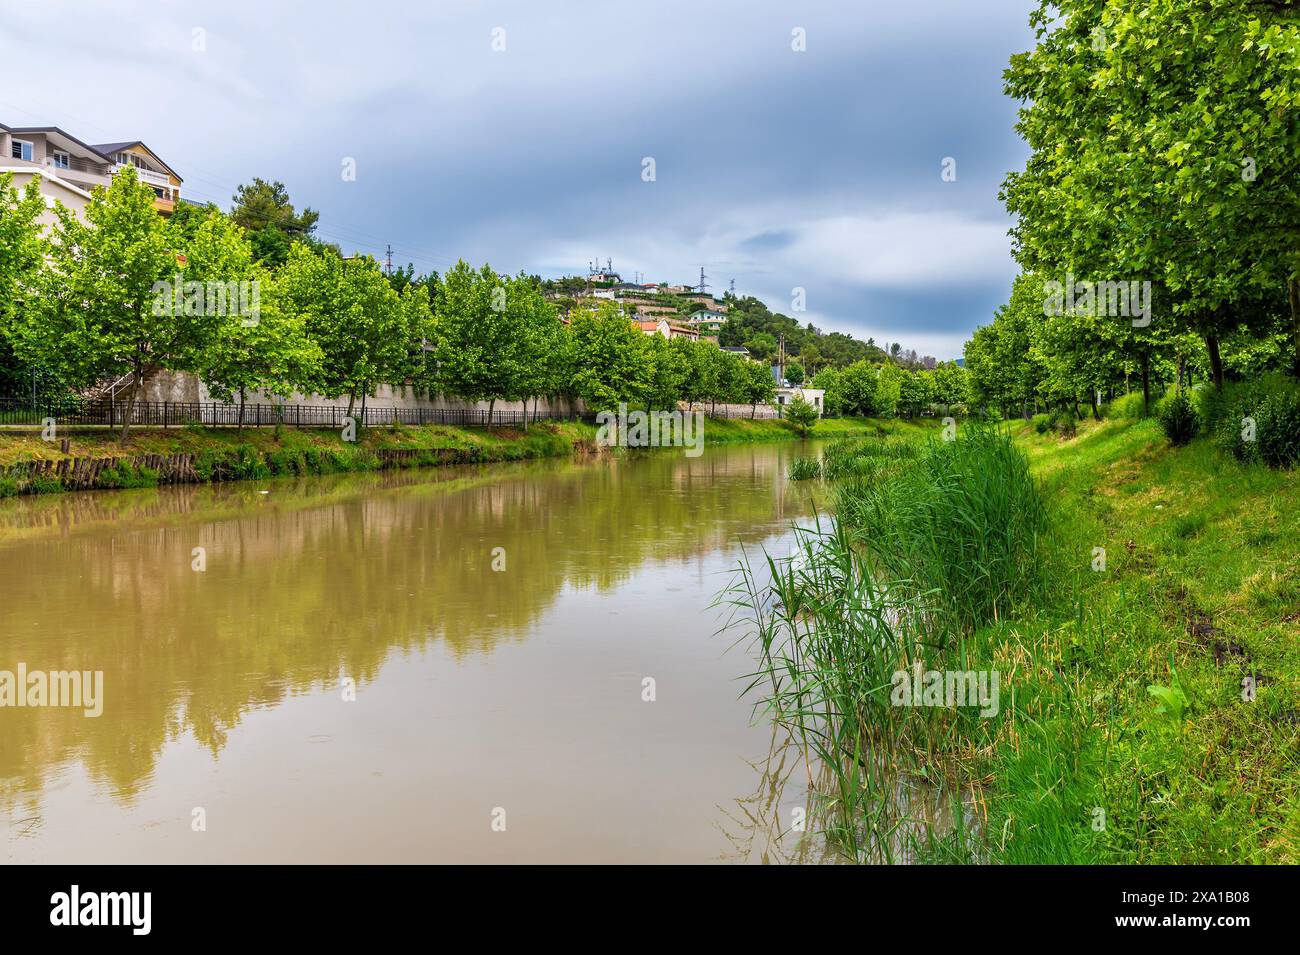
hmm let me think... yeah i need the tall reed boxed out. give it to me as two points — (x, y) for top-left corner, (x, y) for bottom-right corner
(836, 425), (1050, 638)
(721, 426), (1050, 861)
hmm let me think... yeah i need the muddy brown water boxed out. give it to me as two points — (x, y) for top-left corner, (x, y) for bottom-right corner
(0, 441), (836, 863)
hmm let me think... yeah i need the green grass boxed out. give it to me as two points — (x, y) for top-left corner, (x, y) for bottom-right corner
(725, 414), (1300, 864)
(788, 457), (822, 480)
(992, 415), (1300, 864)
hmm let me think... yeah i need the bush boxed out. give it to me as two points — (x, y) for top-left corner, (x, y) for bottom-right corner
(1211, 375), (1300, 467)
(1105, 391), (1149, 421)
(1032, 413), (1051, 434)
(230, 444), (272, 480)
(1256, 390), (1300, 468)
(1157, 389), (1199, 446)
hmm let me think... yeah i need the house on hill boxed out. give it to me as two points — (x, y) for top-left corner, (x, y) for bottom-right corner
(636, 319), (699, 341)
(1, 121), (183, 216)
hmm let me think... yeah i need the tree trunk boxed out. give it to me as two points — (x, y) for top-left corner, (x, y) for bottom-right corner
(360, 387), (367, 429)
(1141, 352), (1151, 414)
(117, 361), (143, 445)
(1290, 277), (1300, 378)
(1204, 333), (1224, 390)
(237, 387), (246, 432)
(346, 387), (356, 419)
(751, 400), (757, 419)
(1091, 390), (1101, 421)
(488, 397), (495, 427)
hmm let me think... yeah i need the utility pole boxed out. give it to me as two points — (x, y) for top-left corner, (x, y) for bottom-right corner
(697, 266), (709, 294)
(384, 244), (393, 277)
(778, 333), (785, 383)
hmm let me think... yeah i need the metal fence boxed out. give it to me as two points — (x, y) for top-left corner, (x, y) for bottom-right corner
(0, 397), (589, 430)
(696, 404), (782, 420)
(0, 396), (809, 430)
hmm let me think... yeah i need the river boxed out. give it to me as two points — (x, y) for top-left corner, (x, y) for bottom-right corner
(0, 440), (836, 863)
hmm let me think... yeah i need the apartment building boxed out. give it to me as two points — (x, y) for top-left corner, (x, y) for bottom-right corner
(0, 122), (183, 215)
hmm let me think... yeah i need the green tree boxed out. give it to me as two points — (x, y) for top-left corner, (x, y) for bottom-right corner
(568, 304), (653, 412)
(276, 245), (414, 420)
(645, 334), (689, 412)
(786, 394), (818, 436)
(183, 212), (320, 428)
(0, 173), (46, 396)
(838, 361), (880, 416)
(810, 366), (845, 416)
(231, 179), (321, 267)
(741, 358), (776, 417)
(21, 168), (215, 442)
(744, 332), (777, 362)
(432, 262), (538, 422)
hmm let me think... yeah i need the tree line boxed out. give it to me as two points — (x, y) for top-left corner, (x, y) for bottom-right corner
(0, 168), (782, 441)
(973, 0), (1300, 420)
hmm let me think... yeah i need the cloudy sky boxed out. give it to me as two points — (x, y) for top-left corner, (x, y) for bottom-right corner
(1, 0), (1035, 359)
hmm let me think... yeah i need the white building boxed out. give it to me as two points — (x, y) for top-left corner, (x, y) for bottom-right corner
(774, 387), (825, 416)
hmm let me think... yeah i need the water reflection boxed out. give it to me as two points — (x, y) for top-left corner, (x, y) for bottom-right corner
(0, 442), (827, 862)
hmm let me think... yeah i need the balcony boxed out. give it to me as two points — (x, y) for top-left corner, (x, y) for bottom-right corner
(115, 163), (171, 188)
(42, 156), (112, 192)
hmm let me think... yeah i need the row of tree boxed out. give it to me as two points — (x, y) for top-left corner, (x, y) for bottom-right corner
(0, 168), (781, 440)
(811, 360), (969, 419)
(975, 0), (1300, 418)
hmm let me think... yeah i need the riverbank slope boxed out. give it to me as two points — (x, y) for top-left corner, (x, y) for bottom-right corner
(990, 414), (1300, 863)
(0, 415), (893, 496)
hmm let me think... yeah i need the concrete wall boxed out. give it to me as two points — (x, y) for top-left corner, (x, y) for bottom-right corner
(1, 168), (92, 228)
(143, 370), (586, 418)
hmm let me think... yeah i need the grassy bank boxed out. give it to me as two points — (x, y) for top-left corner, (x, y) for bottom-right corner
(730, 417), (1299, 864)
(991, 415), (1300, 863)
(0, 415), (890, 497)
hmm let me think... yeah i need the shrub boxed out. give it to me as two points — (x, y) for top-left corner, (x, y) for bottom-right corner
(231, 445), (272, 480)
(1105, 391), (1149, 421)
(266, 449), (307, 476)
(1256, 390), (1300, 468)
(1157, 389), (1199, 446)
(1032, 413), (1051, 434)
(28, 473), (64, 494)
(1211, 375), (1300, 467)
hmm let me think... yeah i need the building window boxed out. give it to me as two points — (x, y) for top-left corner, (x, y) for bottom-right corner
(11, 140), (32, 161)
(52, 150), (70, 169)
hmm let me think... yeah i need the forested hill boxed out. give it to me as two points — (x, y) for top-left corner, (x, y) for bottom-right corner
(716, 295), (888, 368)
